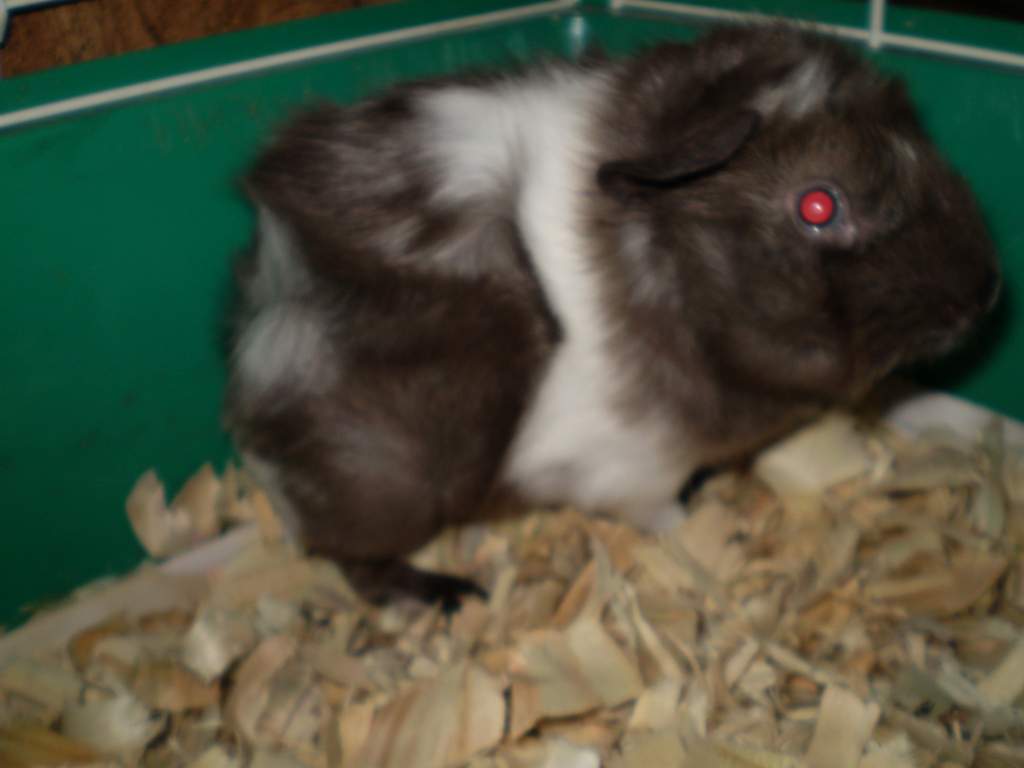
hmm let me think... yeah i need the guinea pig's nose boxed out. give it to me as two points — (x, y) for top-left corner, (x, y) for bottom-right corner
(979, 268), (1001, 313)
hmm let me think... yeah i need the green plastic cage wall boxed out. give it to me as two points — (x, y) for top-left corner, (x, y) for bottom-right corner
(0, 0), (1021, 629)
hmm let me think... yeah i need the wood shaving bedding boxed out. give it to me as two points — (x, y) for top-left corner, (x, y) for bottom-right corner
(0, 410), (1022, 767)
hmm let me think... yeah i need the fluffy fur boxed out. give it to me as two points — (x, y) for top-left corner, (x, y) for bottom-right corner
(226, 25), (999, 605)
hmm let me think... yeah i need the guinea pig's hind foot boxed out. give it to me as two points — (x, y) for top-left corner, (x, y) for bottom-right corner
(344, 559), (488, 614)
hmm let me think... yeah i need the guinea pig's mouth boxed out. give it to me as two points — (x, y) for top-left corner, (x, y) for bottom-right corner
(925, 328), (969, 360)
(934, 264), (1001, 334)
(918, 308), (986, 361)
(978, 268), (1003, 315)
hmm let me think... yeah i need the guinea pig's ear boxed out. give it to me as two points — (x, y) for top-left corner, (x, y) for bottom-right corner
(597, 109), (759, 200)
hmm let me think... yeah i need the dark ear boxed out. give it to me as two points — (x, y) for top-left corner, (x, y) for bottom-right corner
(597, 110), (759, 199)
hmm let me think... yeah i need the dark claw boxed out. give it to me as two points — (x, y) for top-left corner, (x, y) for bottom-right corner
(340, 558), (487, 613)
(420, 572), (489, 614)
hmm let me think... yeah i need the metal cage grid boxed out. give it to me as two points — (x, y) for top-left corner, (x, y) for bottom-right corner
(2, 0), (1023, 130)
(615, 0), (1024, 66)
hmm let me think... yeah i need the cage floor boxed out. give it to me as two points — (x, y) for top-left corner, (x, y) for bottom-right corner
(1, 410), (1022, 767)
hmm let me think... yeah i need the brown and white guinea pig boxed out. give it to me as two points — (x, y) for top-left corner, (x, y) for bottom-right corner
(225, 24), (1000, 606)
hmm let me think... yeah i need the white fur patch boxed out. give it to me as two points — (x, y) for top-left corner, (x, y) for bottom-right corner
(235, 209), (335, 399)
(420, 69), (693, 522)
(247, 208), (309, 305)
(235, 303), (335, 398)
(619, 219), (666, 305)
(753, 59), (831, 119)
(891, 135), (918, 166)
(419, 71), (601, 204)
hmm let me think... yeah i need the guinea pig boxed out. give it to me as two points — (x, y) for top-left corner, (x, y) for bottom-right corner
(225, 23), (1000, 607)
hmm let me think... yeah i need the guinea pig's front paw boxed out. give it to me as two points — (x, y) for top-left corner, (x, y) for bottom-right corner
(420, 571), (489, 615)
(622, 501), (688, 534)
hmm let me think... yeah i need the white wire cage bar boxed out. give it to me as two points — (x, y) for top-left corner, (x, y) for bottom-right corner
(0, 0), (577, 129)
(612, 0), (1024, 69)
(0, 0), (1022, 132)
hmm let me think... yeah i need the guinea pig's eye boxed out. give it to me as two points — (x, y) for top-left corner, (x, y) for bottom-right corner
(797, 187), (838, 228)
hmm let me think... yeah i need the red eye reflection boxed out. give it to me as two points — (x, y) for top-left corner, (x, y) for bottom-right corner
(798, 188), (836, 227)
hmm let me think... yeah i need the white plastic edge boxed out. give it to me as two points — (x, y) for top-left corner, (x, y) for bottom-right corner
(5, 0), (1024, 130)
(883, 388), (1024, 445)
(0, 0), (577, 130)
(614, 0), (1024, 69)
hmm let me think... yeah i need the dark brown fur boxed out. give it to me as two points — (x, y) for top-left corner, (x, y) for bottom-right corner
(226, 25), (999, 606)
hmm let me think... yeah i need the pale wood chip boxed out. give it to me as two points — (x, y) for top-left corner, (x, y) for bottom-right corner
(551, 561), (597, 628)
(1002, 442), (1024, 500)
(125, 470), (191, 558)
(685, 739), (801, 768)
(977, 741), (1024, 767)
(170, 463), (223, 542)
(754, 412), (874, 498)
(9, 412), (1024, 767)
(679, 679), (711, 738)
(764, 643), (838, 688)
(182, 607), (259, 682)
(863, 549), (1007, 617)
(811, 522), (860, 594)
(449, 596), (492, 653)
(126, 466), (226, 559)
(486, 738), (601, 768)
(870, 529), (945, 576)
(615, 728), (686, 768)
(350, 661), (505, 768)
(249, 750), (310, 768)
(191, 745), (243, 768)
(0, 566), (206, 667)
(724, 639), (760, 690)
(61, 690), (166, 756)
(132, 660), (220, 712)
(931, 657), (988, 710)
(538, 713), (622, 751)
(0, 725), (99, 766)
(857, 735), (916, 768)
(626, 679), (684, 731)
(0, 658), (82, 718)
(736, 660), (777, 704)
(876, 447), (982, 493)
(882, 709), (974, 764)
(968, 477), (1006, 539)
(68, 616), (132, 672)
(632, 543), (696, 595)
(257, 659), (329, 764)
(619, 581), (685, 684)
(224, 635), (299, 744)
(305, 643), (375, 692)
(221, 463), (250, 524)
(249, 490), (287, 543)
(976, 636), (1024, 709)
(804, 685), (880, 768)
(508, 616), (644, 738)
(670, 500), (747, 583)
(337, 697), (377, 768)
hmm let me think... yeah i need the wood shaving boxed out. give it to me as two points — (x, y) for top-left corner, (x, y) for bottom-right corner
(0, 412), (1022, 767)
